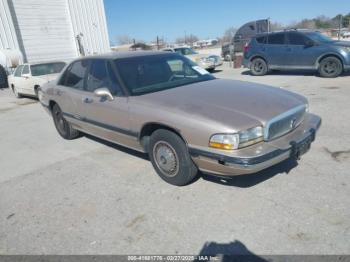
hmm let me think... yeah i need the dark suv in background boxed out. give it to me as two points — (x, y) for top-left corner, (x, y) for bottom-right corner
(243, 30), (350, 78)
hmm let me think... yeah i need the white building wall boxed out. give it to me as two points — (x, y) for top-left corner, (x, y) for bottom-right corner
(0, 0), (19, 50)
(67, 0), (110, 56)
(10, 0), (78, 63)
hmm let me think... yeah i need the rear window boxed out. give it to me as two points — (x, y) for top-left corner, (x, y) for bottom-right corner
(31, 62), (66, 76)
(267, 33), (285, 45)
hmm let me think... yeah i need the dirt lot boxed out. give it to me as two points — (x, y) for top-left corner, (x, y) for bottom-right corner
(0, 65), (349, 255)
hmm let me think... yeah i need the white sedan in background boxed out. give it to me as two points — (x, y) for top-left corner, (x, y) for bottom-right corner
(8, 61), (66, 98)
(163, 47), (222, 72)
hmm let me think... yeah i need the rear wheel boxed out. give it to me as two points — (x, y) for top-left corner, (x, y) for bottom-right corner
(52, 104), (80, 140)
(12, 86), (22, 98)
(149, 129), (198, 186)
(318, 56), (343, 78)
(250, 57), (268, 76)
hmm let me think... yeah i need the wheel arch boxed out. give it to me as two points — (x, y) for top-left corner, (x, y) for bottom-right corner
(250, 55), (268, 64)
(139, 122), (189, 152)
(316, 53), (344, 69)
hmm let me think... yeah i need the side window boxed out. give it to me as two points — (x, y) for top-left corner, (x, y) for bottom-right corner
(22, 65), (30, 75)
(287, 32), (307, 45)
(14, 65), (23, 77)
(267, 33), (285, 45)
(106, 62), (123, 96)
(256, 36), (267, 44)
(86, 59), (109, 92)
(64, 60), (88, 90)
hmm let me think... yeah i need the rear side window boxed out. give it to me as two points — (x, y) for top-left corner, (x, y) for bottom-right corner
(256, 36), (267, 44)
(22, 65), (30, 75)
(62, 60), (88, 90)
(14, 65), (23, 77)
(267, 33), (285, 45)
(287, 32), (307, 45)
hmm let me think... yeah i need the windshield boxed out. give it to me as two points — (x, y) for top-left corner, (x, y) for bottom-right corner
(30, 62), (66, 76)
(174, 48), (198, 55)
(305, 32), (334, 43)
(114, 54), (215, 96)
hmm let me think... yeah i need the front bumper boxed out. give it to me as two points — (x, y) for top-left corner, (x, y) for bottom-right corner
(189, 113), (321, 176)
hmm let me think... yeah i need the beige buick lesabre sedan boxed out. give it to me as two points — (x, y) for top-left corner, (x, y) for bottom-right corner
(39, 51), (321, 186)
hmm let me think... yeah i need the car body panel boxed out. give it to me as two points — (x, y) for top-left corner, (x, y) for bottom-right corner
(40, 52), (320, 177)
(244, 30), (350, 72)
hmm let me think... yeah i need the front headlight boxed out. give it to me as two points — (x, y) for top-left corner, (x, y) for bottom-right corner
(209, 126), (264, 150)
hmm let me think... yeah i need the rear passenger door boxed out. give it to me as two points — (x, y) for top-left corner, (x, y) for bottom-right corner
(55, 60), (89, 126)
(80, 59), (134, 146)
(264, 32), (287, 68)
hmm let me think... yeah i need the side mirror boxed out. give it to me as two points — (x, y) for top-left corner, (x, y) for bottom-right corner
(22, 73), (30, 78)
(94, 87), (114, 101)
(305, 40), (315, 47)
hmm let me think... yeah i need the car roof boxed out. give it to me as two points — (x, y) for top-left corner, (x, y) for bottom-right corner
(255, 29), (317, 37)
(77, 51), (172, 61)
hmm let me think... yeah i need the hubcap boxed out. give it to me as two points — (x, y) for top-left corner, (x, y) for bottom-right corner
(323, 61), (337, 74)
(153, 141), (179, 177)
(254, 60), (264, 72)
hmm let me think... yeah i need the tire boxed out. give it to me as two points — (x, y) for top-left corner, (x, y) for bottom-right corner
(34, 86), (39, 97)
(0, 65), (8, 89)
(250, 57), (268, 76)
(149, 129), (198, 186)
(12, 86), (22, 98)
(52, 104), (80, 140)
(318, 56), (343, 78)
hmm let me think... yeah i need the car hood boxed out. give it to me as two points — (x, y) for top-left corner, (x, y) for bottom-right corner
(186, 53), (213, 61)
(136, 79), (307, 131)
(332, 41), (350, 47)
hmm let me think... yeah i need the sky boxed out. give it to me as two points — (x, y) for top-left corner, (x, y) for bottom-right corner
(104, 0), (350, 44)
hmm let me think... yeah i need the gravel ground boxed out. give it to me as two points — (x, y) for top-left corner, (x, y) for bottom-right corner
(0, 65), (349, 255)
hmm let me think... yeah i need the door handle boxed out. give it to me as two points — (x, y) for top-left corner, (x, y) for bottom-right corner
(83, 97), (93, 104)
(286, 47), (292, 51)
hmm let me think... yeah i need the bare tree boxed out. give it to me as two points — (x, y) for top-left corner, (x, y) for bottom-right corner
(115, 35), (133, 45)
(269, 21), (284, 31)
(222, 26), (237, 43)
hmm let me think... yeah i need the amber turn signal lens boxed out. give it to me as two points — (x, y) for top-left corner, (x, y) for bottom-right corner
(209, 142), (233, 150)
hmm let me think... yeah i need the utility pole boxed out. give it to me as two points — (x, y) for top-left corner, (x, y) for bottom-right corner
(339, 15), (342, 40)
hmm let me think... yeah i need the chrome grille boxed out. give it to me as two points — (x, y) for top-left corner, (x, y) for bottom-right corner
(265, 105), (306, 141)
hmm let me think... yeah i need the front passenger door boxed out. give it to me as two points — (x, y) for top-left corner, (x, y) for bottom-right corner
(286, 32), (325, 68)
(80, 59), (135, 147)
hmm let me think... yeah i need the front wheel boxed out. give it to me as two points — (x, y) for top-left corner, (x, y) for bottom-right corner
(250, 58), (268, 76)
(149, 129), (198, 186)
(318, 57), (343, 78)
(52, 104), (80, 140)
